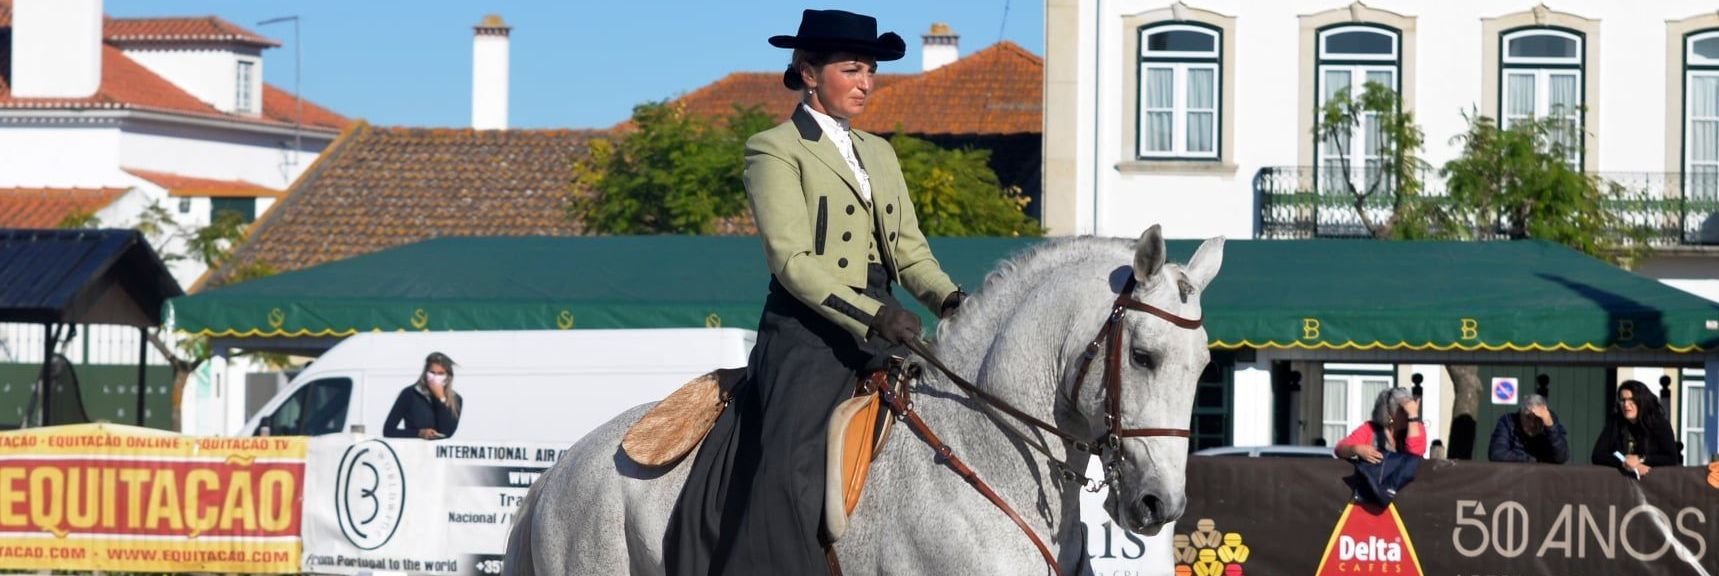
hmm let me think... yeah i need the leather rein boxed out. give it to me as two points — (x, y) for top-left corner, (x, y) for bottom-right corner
(881, 274), (1202, 576)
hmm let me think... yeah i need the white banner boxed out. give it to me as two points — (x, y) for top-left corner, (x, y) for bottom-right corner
(301, 436), (566, 576)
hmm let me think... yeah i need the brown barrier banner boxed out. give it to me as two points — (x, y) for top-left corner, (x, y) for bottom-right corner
(1175, 457), (1718, 576)
(0, 423), (306, 573)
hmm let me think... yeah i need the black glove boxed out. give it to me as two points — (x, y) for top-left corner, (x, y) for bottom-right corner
(939, 291), (966, 320)
(869, 305), (923, 345)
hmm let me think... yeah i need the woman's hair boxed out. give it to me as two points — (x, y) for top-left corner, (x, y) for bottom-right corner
(1370, 387), (1415, 429)
(417, 351), (461, 418)
(782, 49), (834, 91)
(1614, 380), (1664, 426)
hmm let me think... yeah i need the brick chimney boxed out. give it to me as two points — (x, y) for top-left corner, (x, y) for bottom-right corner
(922, 22), (959, 72)
(10, 0), (103, 98)
(471, 14), (511, 130)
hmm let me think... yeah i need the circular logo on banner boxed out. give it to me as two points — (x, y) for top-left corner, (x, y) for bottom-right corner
(334, 439), (406, 550)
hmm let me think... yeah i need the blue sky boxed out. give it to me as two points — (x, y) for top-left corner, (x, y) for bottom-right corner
(107, 1), (1044, 129)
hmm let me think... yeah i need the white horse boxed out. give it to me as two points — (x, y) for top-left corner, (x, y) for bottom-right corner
(504, 227), (1224, 575)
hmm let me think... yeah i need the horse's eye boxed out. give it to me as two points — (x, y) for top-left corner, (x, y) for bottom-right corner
(1130, 349), (1157, 370)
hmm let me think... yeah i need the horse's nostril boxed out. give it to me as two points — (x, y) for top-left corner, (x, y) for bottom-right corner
(1141, 494), (1163, 521)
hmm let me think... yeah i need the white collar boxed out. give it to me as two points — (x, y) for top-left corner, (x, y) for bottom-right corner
(801, 102), (852, 140)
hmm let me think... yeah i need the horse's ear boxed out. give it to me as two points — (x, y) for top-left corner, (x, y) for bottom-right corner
(1186, 236), (1226, 290)
(1133, 224), (1167, 283)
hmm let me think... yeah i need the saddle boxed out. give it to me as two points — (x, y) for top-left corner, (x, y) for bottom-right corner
(620, 367), (746, 467)
(619, 365), (903, 543)
(822, 366), (908, 542)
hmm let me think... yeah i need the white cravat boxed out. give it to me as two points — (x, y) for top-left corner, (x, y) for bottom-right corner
(802, 103), (872, 203)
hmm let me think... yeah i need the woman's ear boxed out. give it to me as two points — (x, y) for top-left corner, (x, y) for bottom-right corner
(799, 63), (818, 91)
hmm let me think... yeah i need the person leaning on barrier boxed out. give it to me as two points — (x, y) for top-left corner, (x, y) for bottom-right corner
(1335, 387), (1424, 505)
(1591, 380), (1681, 477)
(1488, 394), (1569, 464)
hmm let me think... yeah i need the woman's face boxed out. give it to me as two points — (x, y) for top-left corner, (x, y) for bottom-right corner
(1618, 388), (1639, 422)
(803, 53), (877, 119)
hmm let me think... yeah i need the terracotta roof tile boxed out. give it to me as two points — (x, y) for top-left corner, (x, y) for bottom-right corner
(857, 42), (1043, 136)
(663, 42), (1041, 136)
(667, 71), (910, 126)
(0, 187), (128, 228)
(123, 168), (281, 198)
(104, 16), (280, 47)
(206, 122), (600, 286)
(262, 83), (348, 130)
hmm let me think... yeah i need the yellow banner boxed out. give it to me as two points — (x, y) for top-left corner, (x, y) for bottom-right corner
(0, 424), (306, 573)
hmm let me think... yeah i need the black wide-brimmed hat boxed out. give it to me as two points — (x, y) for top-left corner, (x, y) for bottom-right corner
(769, 9), (906, 62)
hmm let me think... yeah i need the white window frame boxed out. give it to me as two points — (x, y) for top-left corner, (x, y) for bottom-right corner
(1321, 367), (1396, 445)
(1684, 31), (1719, 201)
(1138, 24), (1220, 160)
(1501, 29), (1584, 167)
(236, 60), (257, 114)
(1315, 26), (1399, 195)
(1318, 25), (1398, 62)
(1683, 372), (1707, 466)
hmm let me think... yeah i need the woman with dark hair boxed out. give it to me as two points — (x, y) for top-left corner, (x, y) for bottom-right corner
(665, 9), (963, 575)
(383, 352), (463, 440)
(1591, 380), (1681, 476)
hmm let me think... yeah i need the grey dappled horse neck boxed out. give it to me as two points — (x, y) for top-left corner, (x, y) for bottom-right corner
(502, 229), (1226, 575)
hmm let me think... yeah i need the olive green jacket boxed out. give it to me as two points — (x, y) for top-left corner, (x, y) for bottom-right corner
(745, 106), (959, 340)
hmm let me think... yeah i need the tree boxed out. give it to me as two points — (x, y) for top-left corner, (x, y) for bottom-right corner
(1314, 87), (1642, 459)
(572, 101), (1043, 237)
(1442, 111), (1646, 259)
(63, 204), (271, 431)
(890, 133), (1043, 236)
(570, 102), (775, 234)
(1313, 81), (1447, 240)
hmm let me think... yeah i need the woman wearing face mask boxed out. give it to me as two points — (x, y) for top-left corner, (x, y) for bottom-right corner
(1591, 380), (1681, 477)
(665, 9), (963, 575)
(383, 352), (462, 440)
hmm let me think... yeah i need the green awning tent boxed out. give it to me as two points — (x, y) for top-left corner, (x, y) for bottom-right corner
(169, 237), (1719, 356)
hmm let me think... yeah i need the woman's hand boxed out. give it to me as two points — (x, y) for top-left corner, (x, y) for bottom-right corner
(427, 378), (446, 400)
(417, 428), (441, 440)
(1350, 444), (1384, 464)
(870, 305), (923, 344)
(1400, 398), (1420, 420)
(1623, 454), (1651, 476)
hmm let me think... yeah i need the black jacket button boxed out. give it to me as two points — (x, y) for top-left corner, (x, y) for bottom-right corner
(842, 231), (852, 241)
(886, 203), (894, 214)
(846, 205), (856, 215)
(838, 258), (849, 268)
(890, 232), (898, 241)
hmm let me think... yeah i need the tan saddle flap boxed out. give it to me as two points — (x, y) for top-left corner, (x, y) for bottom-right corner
(823, 370), (901, 542)
(621, 367), (745, 468)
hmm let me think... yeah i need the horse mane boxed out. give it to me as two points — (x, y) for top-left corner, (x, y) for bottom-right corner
(933, 236), (1137, 373)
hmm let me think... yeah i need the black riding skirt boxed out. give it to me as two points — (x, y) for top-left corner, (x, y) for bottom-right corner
(665, 264), (901, 576)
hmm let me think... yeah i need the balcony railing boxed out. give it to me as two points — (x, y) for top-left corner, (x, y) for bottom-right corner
(1254, 167), (1719, 246)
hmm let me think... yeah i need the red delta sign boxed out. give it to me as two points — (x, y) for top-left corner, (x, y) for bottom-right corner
(1315, 503), (1425, 575)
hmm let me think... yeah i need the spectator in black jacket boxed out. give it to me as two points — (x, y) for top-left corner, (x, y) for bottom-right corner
(1488, 394), (1568, 463)
(1590, 380), (1681, 477)
(383, 352), (463, 439)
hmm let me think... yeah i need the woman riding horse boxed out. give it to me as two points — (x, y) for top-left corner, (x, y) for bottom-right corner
(664, 9), (965, 575)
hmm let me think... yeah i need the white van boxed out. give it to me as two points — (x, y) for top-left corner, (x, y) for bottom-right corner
(238, 328), (754, 443)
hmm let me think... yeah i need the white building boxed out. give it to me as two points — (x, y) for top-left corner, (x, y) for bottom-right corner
(0, 0), (346, 433)
(1042, 0), (1716, 458)
(0, 0), (346, 284)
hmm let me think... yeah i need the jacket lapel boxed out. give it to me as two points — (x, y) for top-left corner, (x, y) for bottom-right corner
(790, 105), (865, 200)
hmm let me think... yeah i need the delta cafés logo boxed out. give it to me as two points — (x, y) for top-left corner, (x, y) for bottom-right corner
(1173, 519), (1252, 576)
(1314, 503), (1425, 576)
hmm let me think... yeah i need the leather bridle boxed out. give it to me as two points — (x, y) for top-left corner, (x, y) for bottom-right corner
(885, 271), (1204, 575)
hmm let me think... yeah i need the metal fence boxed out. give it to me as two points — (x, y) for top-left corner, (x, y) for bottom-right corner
(1254, 166), (1719, 246)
